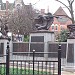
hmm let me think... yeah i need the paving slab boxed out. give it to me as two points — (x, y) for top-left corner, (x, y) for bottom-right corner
(61, 71), (75, 75)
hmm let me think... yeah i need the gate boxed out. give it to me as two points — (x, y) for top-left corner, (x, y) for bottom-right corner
(0, 44), (61, 75)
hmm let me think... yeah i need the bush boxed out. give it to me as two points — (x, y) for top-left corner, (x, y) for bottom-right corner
(24, 35), (29, 42)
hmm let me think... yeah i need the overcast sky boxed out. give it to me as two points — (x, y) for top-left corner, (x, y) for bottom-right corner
(2, 0), (75, 16)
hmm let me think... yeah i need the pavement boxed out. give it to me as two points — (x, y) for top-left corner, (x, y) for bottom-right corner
(61, 71), (75, 75)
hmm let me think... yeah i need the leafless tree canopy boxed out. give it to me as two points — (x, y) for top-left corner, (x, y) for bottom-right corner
(8, 4), (36, 35)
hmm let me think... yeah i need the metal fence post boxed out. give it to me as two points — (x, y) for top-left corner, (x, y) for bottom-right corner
(58, 44), (61, 75)
(6, 42), (9, 75)
(33, 50), (35, 75)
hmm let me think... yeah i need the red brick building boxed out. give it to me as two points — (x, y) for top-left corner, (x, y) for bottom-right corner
(49, 6), (72, 33)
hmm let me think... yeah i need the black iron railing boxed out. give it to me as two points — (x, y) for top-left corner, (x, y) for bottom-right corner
(0, 48), (61, 75)
(9, 50), (61, 75)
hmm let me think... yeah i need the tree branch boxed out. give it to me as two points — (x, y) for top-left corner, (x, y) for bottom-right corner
(56, 0), (71, 13)
(71, 0), (74, 4)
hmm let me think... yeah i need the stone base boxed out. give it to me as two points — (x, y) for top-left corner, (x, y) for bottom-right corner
(29, 30), (55, 58)
(0, 39), (8, 63)
(66, 39), (75, 72)
(30, 30), (55, 42)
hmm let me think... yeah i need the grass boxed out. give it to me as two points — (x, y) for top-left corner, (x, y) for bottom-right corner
(0, 67), (51, 75)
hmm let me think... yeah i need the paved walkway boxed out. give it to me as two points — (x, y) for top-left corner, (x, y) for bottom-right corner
(61, 71), (75, 75)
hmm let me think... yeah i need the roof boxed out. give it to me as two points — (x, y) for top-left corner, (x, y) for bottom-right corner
(53, 6), (71, 24)
(54, 6), (68, 16)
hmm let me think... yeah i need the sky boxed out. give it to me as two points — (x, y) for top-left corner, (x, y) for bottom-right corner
(2, 0), (75, 17)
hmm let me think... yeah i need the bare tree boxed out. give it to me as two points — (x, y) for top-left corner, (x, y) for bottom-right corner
(56, 0), (74, 24)
(8, 4), (36, 35)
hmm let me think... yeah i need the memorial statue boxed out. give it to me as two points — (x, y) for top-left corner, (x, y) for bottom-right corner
(34, 13), (54, 30)
(0, 18), (9, 37)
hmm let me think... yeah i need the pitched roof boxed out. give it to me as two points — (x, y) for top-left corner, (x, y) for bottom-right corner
(53, 6), (71, 24)
(54, 6), (68, 16)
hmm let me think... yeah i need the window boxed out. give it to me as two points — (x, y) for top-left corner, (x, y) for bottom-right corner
(52, 26), (54, 30)
(55, 26), (58, 30)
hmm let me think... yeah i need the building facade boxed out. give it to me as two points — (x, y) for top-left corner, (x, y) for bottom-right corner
(49, 7), (72, 32)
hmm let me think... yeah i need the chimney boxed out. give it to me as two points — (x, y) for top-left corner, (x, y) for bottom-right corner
(40, 9), (45, 15)
(47, 6), (49, 13)
(6, 0), (9, 10)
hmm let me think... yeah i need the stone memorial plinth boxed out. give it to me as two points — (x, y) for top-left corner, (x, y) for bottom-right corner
(31, 12), (55, 54)
(29, 30), (55, 58)
(66, 24), (75, 71)
(66, 39), (75, 71)
(0, 33), (12, 63)
(0, 39), (8, 63)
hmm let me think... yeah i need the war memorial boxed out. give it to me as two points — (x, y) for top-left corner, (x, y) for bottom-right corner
(0, 12), (75, 74)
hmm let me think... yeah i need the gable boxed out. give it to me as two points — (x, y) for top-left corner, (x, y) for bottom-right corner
(54, 6), (68, 16)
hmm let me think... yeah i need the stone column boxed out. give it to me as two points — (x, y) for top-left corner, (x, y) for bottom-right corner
(66, 39), (75, 71)
(0, 39), (8, 63)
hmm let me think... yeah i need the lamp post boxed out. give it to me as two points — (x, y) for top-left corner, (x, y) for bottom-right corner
(58, 44), (61, 75)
